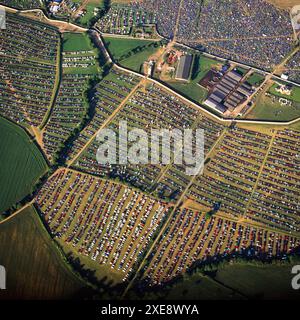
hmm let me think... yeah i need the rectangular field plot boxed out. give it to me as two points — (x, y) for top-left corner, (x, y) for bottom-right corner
(95, 4), (157, 35)
(62, 33), (101, 75)
(245, 129), (300, 233)
(35, 169), (171, 283)
(42, 74), (91, 162)
(66, 68), (141, 162)
(72, 80), (225, 196)
(42, 32), (101, 162)
(62, 51), (99, 75)
(188, 127), (273, 218)
(0, 117), (47, 214)
(0, 205), (88, 300)
(144, 208), (300, 286)
(154, 112), (225, 200)
(0, 13), (59, 127)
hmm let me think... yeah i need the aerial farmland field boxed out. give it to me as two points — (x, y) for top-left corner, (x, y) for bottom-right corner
(35, 169), (172, 285)
(103, 36), (162, 72)
(0, 205), (91, 299)
(0, 117), (47, 214)
(1, 0), (300, 308)
(62, 32), (95, 52)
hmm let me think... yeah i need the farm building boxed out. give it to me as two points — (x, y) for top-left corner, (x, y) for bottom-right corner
(204, 69), (254, 113)
(175, 54), (193, 81)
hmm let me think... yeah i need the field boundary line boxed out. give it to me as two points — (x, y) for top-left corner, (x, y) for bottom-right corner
(0, 201), (34, 226)
(67, 78), (145, 167)
(40, 34), (62, 130)
(242, 129), (278, 217)
(121, 126), (229, 299)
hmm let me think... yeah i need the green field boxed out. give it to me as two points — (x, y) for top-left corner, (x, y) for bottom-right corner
(165, 81), (208, 103)
(62, 32), (94, 52)
(162, 274), (243, 300)
(103, 36), (161, 72)
(62, 32), (100, 75)
(215, 263), (300, 300)
(246, 94), (300, 121)
(192, 54), (222, 82)
(134, 261), (300, 300)
(235, 66), (248, 76)
(78, 2), (104, 27)
(290, 119), (300, 131)
(104, 36), (157, 58)
(0, 117), (47, 214)
(120, 46), (159, 72)
(247, 73), (265, 86)
(0, 205), (91, 299)
(269, 83), (300, 103)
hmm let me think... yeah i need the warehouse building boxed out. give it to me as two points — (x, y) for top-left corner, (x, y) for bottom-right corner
(204, 68), (254, 114)
(175, 54), (193, 81)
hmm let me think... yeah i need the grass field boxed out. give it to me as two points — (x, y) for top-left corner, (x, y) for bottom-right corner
(269, 83), (300, 103)
(290, 119), (300, 131)
(163, 274), (243, 300)
(165, 81), (208, 103)
(247, 73), (265, 86)
(103, 36), (156, 60)
(138, 261), (300, 300)
(78, 1), (105, 26)
(193, 54), (222, 82)
(62, 32), (100, 75)
(246, 95), (300, 121)
(62, 32), (94, 52)
(121, 46), (160, 72)
(0, 117), (47, 214)
(103, 36), (161, 72)
(215, 263), (300, 299)
(0, 205), (91, 299)
(235, 66), (248, 76)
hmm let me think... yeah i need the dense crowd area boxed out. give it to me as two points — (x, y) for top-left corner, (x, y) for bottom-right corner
(0, 14), (59, 126)
(95, 3), (157, 35)
(189, 127), (300, 234)
(96, 0), (295, 70)
(285, 51), (300, 83)
(176, 0), (294, 70)
(144, 207), (300, 285)
(0, 0), (42, 9)
(42, 74), (90, 162)
(2, 8), (300, 289)
(71, 77), (224, 198)
(141, 0), (181, 39)
(246, 129), (300, 232)
(42, 45), (99, 163)
(36, 169), (170, 282)
(66, 68), (141, 163)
